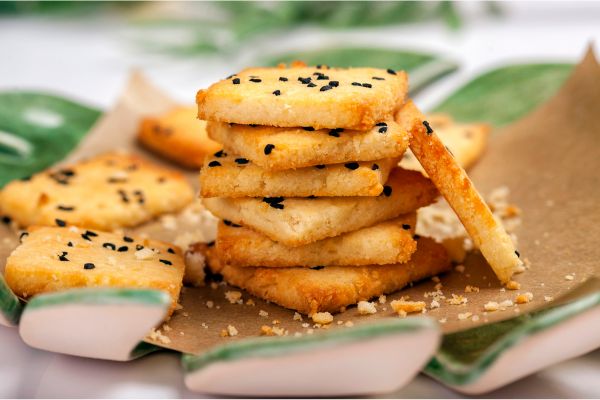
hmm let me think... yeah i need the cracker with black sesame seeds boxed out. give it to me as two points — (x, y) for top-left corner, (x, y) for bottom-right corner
(138, 106), (221, 169)
(0, 152), (194, 231)
(200, 153), (398, 197)
(216, 213), (417, 267)
(202, 168), (438, 246)
(192, 236), (450, 315)
(4, 226), (185, 315)
(205, 103), (419, 171)
(401, 113), (490, 172)
(402, 100), (520, 283)
(197, 63), (408, 130)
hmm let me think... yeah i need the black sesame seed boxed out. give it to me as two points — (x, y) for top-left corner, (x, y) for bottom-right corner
(264, 144), (275, 155)
(59, 252), (69, 262)
(402, 224), (411, 230)
(2, 216), (11, 225)
(307, 195), (317, 199)
(372, 76), (385, 80)
(208, 161), (222, 167)
(328, 129), (340, 137)
(270, 203), (284, 210)
(320, 85), (332, 92)
(387, 68), (397, 75)
(136, 244), (144, 251)
(351, 82), (362, 86)
(375, 122), (387, 127)
(168, 248), (175, 254)
(159, 259), (172, 266)
(279, 77), (288, 82)
(223, 219), (242, 227)
(307, 82), (317, 88)
(515, 250), (520, 257)
(329, 81), (339, 87)
(232, 78), (240, 85)
(57, 205), (75, 211)
(19, 232), (29, 242)
(103, 242), (116, 250)
(413, 234), (421, 240)
(226, 74), (236, 79)
(249, 124), (258, 127)
(383, 185), (392, 197)
(378, 126), (388, 134)
(214, 150), (227, 158)
(55, 218), (66, 227)
(118, 190), (129, 203)
(344, 162), (359, 170)
(315, 165), (326, 169)
(298, 77), (312, 84)
(423, 120), (433, 134)
(61, 169), (75, 177)
(371, 164), (379, 170)
(67, 241), (73, 247)
(81, 233), (92, 241)
(311, 266), (325, 270)
(123, 236), (133, 243)
(85, 230), (98, 237)
(316, 75), (329, 80)
(207, 241), (215, 247)
(235, 158), (249, 165)
(303, 127), (315, 131)
(362, 83), (372, 88)
(249, 78), (262, 83)
(117, 246), (128, 252)
(84, 263), (95, 270)
(272, 90), (281, 96)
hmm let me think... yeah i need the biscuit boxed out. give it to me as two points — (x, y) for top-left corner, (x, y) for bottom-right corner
(0, 152), (194, 231)
(138, 106), (221, 169)
(401, 113), (489, 171)
(202, 168), (438, 246)
(206, 101), (419, 171)
(216, 213), (417, 267)
(197, 63), (408, 130)
(404, 100), (520, 283)
(193, 236), (450, 315)
(5, 226), (185, 315)
(200, 153), (398, 197)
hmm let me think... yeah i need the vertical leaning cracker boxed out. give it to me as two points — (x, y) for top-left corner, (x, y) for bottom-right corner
(403, 100), (520, 283)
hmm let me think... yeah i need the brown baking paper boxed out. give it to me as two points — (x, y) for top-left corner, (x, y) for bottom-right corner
(1, 50), (599, 355)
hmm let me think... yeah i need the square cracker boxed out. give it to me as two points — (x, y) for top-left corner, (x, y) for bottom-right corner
(202, 168), (438, 247)
(216, 213), (417, 267)
(0, 152), (194, 231)
(193, 236), (450, 315)
(401, 113), (490, 172)
(138, 106), (221, 169)
(5, 226), (185, 315)
(403, 100), (520, 283)
(206, 102), (419, 171)
(197, 63), (408, 130)
(200, 153), (398, 198)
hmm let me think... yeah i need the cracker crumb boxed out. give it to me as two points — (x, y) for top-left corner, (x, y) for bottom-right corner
(148, 328), (171, 344)
(447, 294), (468, 305)
(226, 325), (238, 337)
(465, 285), (480, 293)
(135, 247), (156, 260)
(259, 310), (269, 318)
(311, 312), (333, 325)
(225, 290), (242, 304)
(344, 321), (354, 327)
(272, 319), (280, 325)
(246, 299), (255, 306)
(544, 296), (554, 302)
(390, 299), (426, 315)
(293, 312), (303, 321)
(506, 280), (521, 290)
(205, 300), (214, 309)
(565, 274), (574, 281)
(471, 315), (480, 322)
(162, 324), (172, 332)
(430, 299), (441, 309)
(455, 264), (466, 273)
(438, 318), (447, 324)
(378, 295), (387, 304)
(484, 301), (499, 312)
(357, 301), (378, 315)
(210, 282), (219, 290)
(499, 300), (514, 308)
(516, 292), (533, 304)
(301, 323), (310, 328)
(458, 312), (472, 320)
(260, 325), (274, 336)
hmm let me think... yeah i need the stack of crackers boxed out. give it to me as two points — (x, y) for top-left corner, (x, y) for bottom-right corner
(193, 63), (477, 318)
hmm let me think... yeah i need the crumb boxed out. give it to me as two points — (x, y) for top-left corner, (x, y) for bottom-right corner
(390, 299), (426, 315)
(455, 265), (466, 273)
(357, 301), (377, 315)
(301, 322), (310, 328)
(471, 315), (480, 322)
(465, 285), (480, 293)
(293, 312), (303, 321)
(484, 301), (499, 312)
(294, 332), (303, 337)
(458, 312), (472, 320)
(438, 318), (447, 324)
(259, 310), (269, 318)
(148, 328), (171, 344)
(431, 276), (440, 283)
(135, 247), (156, 260)
(447, 294), (468, 305)
(544, 296), (554, 302)
(516, 292), (533, 304)
(344, 321), (354, 327)
(225, 290), (242, 304)
(226, 325), (238, 337)
(565, 274), (574, 281)
(506, 280), (521, 290)
(378, 295), (387, 304)
(162, 324), (172, 332)
(272, 319), (280, 325)
(499, 300), (514, 309)
(311, 312), (334, 325)
(210, 282), (219, 290)
(260, 325), (274, 336)
(246, 299), (255, 306)
(430, 299), (440, 309)
(205, 300), (214, 308)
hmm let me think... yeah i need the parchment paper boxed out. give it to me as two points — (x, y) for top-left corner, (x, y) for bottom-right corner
(1, 51), (598, 355)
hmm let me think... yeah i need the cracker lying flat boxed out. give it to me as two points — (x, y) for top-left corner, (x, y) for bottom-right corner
(200, 153), (397, 197)
(193, 237), (450, 315)
(206, 102), (419, 171)
(138, 106), (221, 169)
(5, 226), (185, 315)
(202, 168), (437, 246)
(197, 63), (408, 130)
(0, 152), (194, 231)
(216, 213), (417, 267)
(401, 113), (489, 171)
(404, 101), (520, 283)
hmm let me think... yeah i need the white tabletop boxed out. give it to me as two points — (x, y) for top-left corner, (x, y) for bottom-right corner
(1, 2), (600, 397)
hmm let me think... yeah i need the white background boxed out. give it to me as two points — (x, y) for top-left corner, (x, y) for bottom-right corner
(1, 1), (600, 398)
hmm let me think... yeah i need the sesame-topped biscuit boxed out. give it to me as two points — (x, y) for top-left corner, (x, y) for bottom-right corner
(196, 63), (408, 130)
(200, 152), (398, 197)
(202, 168), (438, 247)
(0, 152), (194, 231)
(216, 213), (417, 267)
(206, 102), (419, 171)
(192, 236), (451, 315)
(138, 106), (221, 169)
(5, 226), (185, 315)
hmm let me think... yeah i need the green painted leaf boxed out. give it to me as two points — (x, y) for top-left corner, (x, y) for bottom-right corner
(0, 274), (22, 326)
(0, 92), (101, 187)
(434, 63), (573, 126)
(264, 47), (458, 93)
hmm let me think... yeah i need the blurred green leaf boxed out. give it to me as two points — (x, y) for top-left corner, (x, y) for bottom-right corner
(265, 47), (458, 94)
(434, 64), (574, 126)
(0, 92), (101, 187)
